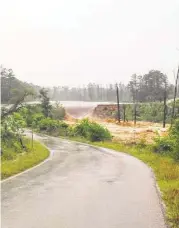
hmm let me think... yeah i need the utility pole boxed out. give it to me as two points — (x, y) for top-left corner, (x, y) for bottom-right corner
(171, 66), (179, 125)
(133, 83), (137, 126)
(134, 103), (137, 126)
(116, 83), (120, 123)
(163, 81), (167, 128)
(123, 104), (126, 122)
(31, 128), (34, 150)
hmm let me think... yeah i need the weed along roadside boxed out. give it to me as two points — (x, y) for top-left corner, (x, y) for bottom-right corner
(1, 139), (50, 180)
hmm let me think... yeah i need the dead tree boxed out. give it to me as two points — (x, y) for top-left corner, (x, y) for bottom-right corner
(171, 66), (179, 125)
(163, 81), (167, 128)
(116, 84), (120, 122)
(123, 104), (126, 122)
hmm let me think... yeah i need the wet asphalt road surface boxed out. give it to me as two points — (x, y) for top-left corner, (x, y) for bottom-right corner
(2, 134), (166, 228)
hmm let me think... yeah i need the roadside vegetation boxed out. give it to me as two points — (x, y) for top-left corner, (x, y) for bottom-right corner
(65, 119), (179, 228)
(12, 97), (179, 227)
(1, 66), (179, 227)
(99, 100), (179, 123)
(1, 139), (49, 179)
(92, 141), (179, 228)
(1, 108), (50, 180)
(18, 88), (111, 142)
(1, 69), (54, 180)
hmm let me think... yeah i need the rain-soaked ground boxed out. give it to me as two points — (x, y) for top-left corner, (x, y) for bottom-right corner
(1, 134), (166, 228)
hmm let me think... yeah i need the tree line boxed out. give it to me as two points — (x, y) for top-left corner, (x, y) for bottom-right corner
(1, 66), (178, 104)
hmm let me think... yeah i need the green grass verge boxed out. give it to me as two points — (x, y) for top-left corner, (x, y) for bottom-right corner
(1, 139), (49, 180)
(63, 136), (179, 228)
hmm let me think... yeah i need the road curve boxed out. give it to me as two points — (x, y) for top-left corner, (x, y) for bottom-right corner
(2, 135), (166, 228)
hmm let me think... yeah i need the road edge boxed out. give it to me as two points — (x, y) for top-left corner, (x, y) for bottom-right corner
(61, 138), (169, 228)
(1, 135), (169, 227)
(1, 140), (53, 184)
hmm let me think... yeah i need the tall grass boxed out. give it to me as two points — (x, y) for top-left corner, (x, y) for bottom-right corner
(1, 139), (49, 179)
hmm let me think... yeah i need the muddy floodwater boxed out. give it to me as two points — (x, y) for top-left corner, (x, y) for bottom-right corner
(1, 101), (117, 118)
(2, 133), (166, 228)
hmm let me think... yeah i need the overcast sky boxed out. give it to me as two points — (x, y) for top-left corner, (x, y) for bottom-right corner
(0, 0), (179, 87)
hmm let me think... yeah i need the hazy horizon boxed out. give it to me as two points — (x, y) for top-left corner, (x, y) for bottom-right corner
(1, 0), (179, 87)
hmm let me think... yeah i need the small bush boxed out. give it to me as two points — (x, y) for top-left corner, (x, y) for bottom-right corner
(170, 119), (179, 136)
(153, 118), (179, 161)
(137, 136), (147, 148)
(170, 119), (179, 161)
(154, 136), (174, 153)
(73, 118), (112, 142)
(19, 105), (43, 127)
(38, 118), (59, 131)
(58, 121), (69, 129)
(87, 122), (112, 142)
(51, 105), (66, 120)
(37, 117), (69, 136)
(74, 119), (91, 138)
(66, 126), (76, 137)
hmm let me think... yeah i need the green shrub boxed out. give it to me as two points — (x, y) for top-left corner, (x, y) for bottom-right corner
(51, 105), (66, 120)
(66, 126), (76, 137)
(19, 105), (43, 127)
(38, 118), (59, 131)
(56, 121), (69, 137)
(137, 136), (147, 148)
(173, 144), (179, 161)
(170, 119), (179, 161)
(32, 113), (45, 123)
(58, 121), (69, 129)
(37, 117), (69, 135)
(154, 136), (174, 154)
(153, 118), (179, 161)
(74, 119), (91, 138)
(87, 122), (112, 142)
(170, 119), (179, 136)
(73, 118), (112, 142)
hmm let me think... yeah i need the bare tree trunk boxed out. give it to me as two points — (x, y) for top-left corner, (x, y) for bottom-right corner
(116, 84), (120, 123)
(134, 103), (137, 126)
(163, 86), (167, 128)
(171, 66), (179, 125)
(19, 137), (26, 150)
(31, 129), (34, 150)
(123, 104), (126, 122)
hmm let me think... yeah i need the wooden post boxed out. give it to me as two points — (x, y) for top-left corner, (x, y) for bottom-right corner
(133, 81), (137, 126)
(116, 84), (120, 123)
(163, 84), (167, 128)
(171, 66), (179, 125)
(123, 104), (126, 122)
(134, 103), (137, 126)
(31, 128), (34, 150)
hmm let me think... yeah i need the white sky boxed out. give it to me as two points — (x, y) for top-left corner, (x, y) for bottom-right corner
(0, 0), (179, 87)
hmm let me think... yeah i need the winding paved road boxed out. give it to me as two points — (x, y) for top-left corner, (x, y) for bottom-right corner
(2, 135), (166, 228)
